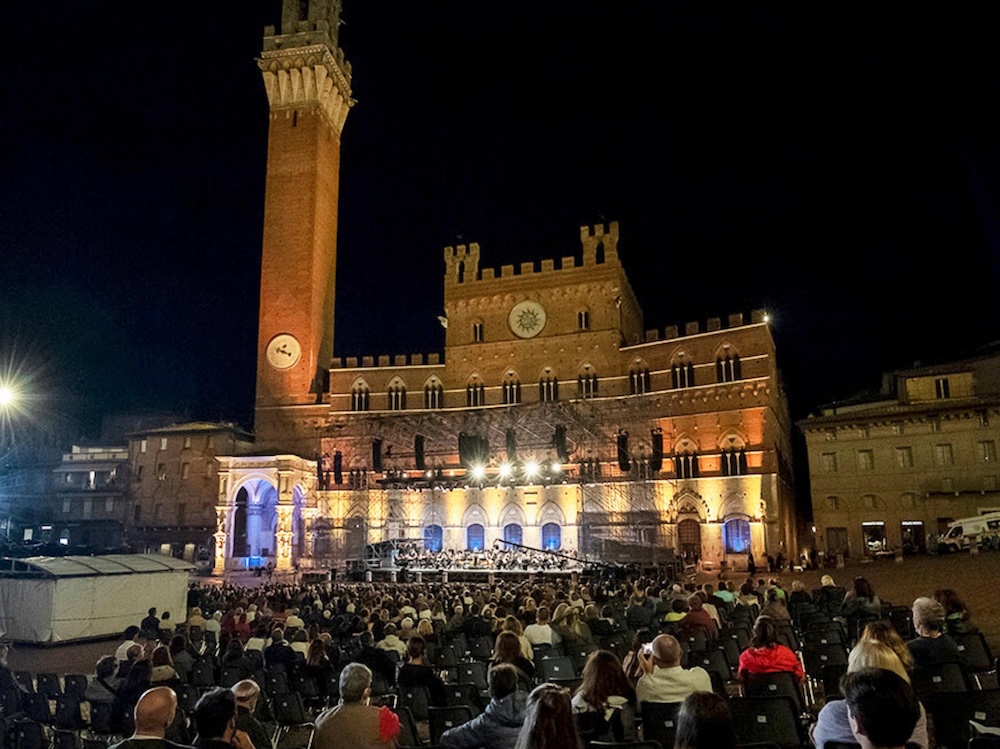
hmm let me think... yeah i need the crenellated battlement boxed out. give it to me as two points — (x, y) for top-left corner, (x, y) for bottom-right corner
(445, 221), (622, 286)
(331, 352), (443, 370)
(624, 309), (770, 348)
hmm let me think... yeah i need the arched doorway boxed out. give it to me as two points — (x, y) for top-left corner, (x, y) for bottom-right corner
(677, 518), (702, 562)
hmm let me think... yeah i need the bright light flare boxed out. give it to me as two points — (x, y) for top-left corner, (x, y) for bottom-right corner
(550, 462), (561, 473)
(498, 463), (512, 478)
(524, 461), (539, 478)
(470, 465), (486, 481)
(0, 386), (14, 408)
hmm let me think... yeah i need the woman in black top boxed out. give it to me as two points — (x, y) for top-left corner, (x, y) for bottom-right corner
(491, 631), (535, 690)
(396, 635), (447, 706)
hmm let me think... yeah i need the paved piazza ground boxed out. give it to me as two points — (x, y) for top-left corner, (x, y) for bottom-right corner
(7, 551), (1000, 676)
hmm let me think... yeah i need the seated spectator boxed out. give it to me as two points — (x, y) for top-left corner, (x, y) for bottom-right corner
(108, 685), (191, 749)
(502, 615), (534, 661)
(116, 626), (144, 665)
(907, 597), (960, 668)
(841, 577), (881, 635)
(232, 680), (272, 749)
(859, 621), (913, 674)
(933, 588), (977, 634)
(397, 636), (447, 706)
(491, 632), (535, 689)
(221, 640), (256, 681)
(168, 636), (195, 684)
(305, 639), (335, 698)
(514, 683), (580, 749)
(140, 608), (161, 642)
(245, 625), (268, 653)
(736, 582), (759, 608)
(376, 623), (406, 658)
(759, 588), (791, 620)
(621, 629), (654, 689)
(441, 664), (527, 749)
(677, 596), (718, 644)
(810, 641), (928, 749)
(149, 645), (180, 685)
(192, 688), (249, 749)
(524, 607), (557, 646)
(117, 644), (145, 680)
(159, 612), (175, 637)
(353, 631), (397, 689)
(571, 650), (636, 742)
(117, 660), (153, 733)
(314, 663), (400, 749)
(664, 598), (688, 623)
(264, 629), (297, 671)
(290, 629), (310, 657)
(841, 668), (922, 749)
(737, 616), (804, 683)
(788, 580), (812, 606)
(674, 691), (736, 749)
(635, 634), (711, 706)
(85, 655), (121, 705)
(186, 608), (206, 632)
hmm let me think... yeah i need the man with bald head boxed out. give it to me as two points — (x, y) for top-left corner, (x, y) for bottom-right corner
(635, 634), (712, 708)
(109, 686), (192, 749)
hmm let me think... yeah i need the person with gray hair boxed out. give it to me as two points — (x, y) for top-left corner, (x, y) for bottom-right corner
(315, 663), (400, 749)
(907, 596), (961, 668)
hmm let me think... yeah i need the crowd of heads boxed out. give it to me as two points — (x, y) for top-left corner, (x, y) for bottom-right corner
(395, 543), (582, 571)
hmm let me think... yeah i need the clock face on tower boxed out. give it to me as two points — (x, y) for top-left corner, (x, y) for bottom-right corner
(509, 300), (547, 339)
(266, 334), (302, 370)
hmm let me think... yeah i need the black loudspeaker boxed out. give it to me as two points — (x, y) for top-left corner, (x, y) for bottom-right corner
(458, 432), (489, 468)
(506, 428), (517, 460)
(553, 425), (568, 463)
(316, 455), (326, 489)
(415, 435), (425, 471)
(372, 438), (383, 473)
(617, 431), (631, 472)
(333, 451), (343, 485)
(650, 429), (663, 472)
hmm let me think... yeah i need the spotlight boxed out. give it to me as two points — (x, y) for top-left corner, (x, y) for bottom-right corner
(499, 463), (512, 479)
(470, 465), (486, 481)
(525, 461), (539, 478)
(550, 462), (561, 473)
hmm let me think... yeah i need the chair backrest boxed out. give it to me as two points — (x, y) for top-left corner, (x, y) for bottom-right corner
(639, 701), (680, 749)
(954, 632), (994, 673)
(393, 706), (420, 748)
(53, 696), (84, 730)
(13, 718), (47, 749)
(21, 693), (52, 724)
(35, 674), (62, 699)
(470, 636), (493, 661)
(456, 661), (489, 692)
(437, 644), (459, 669)
(428, 705), (475, 744)
(539, 655), (577, 681)
(803, 643), (848, 679)
(88, 701), (115, 734)
(922, 686), (1000, 748)
(728, 696), (805, 749)
(13, 672), (34, 693)
(821, 663), (848, 700)
(691, 648), (732, 682)
(911, 661), (968, 700)
(399, 685), (431, 722)
(742, 671), (804, 714)
(63, 675), (89, 700)
(274, 693), (311, 725)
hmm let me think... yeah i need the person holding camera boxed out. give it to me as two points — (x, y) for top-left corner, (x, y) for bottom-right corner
(634, 634), (711, 708)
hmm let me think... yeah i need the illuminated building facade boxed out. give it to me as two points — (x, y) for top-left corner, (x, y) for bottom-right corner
(802, 351), (1000, 558)
(211, 0), (799, 574)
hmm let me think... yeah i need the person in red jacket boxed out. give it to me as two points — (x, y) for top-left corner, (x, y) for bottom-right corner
(737, 616), (805, 683)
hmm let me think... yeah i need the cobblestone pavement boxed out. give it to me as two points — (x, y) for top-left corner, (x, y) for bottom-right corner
(9, 552), (1000, 676)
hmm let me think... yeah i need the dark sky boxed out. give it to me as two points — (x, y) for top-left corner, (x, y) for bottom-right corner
(2, 1), (1000, 438)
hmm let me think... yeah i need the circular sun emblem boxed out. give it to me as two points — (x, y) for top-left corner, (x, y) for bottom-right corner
(509, 301), (547, 338)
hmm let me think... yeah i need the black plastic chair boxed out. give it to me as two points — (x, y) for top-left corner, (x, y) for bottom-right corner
(729, 696), (806, 749)
(35, 673), (62, 700)
(13, 719), (46, 749)
(923, 687), (1000, 749)
(456, 661), (489, 693)
(469, 636), (493, 661)
(63, 675), (88, 700)
(802, 643), (848, 681)
(742, 671), (804, 714)
(539, 656), (577, 681)
(393, 706), (421, 749)
(639, 701), (680, 749)
(911, 661), (969, 701)
(954, 632), (996, 684)
(398, 685), (431, 722)
(428, 705), (475, 744)
(271, 693), (316, 749)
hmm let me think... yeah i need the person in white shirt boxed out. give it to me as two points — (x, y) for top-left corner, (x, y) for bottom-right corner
(635, 634), (712, 708)
(285, 608), (305, 630)
(524, 607), (558, 646)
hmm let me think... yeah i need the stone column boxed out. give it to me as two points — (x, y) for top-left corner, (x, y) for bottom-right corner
(275, 504), (295, 571)
(212, 505), (229, 576)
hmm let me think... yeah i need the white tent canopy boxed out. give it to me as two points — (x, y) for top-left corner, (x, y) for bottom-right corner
(0, 554), (192, 643)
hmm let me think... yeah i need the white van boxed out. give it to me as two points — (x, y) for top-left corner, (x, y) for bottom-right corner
(938, 512), (1000, 552)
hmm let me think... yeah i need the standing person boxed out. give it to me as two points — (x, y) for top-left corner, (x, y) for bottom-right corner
(141, 609), (161, 642)
(108, 686), (193, 749)
(314, 663), (400, 749)
(440, 664), (527, 749)
(673, 692), (736, 749)
(747, 553), (756, 576)
(513, 684), (581, 749)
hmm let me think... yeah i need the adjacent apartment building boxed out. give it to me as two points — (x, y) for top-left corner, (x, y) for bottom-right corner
(800, 350), (1000, 558)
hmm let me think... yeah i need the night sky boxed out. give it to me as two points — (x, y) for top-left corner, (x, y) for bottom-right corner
(2, 2), (1000, 440)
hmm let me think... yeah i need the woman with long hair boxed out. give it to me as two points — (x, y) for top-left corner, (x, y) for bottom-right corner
(149, 645), (179, 685)
(737, 616), (804, 683)
(934, 588), (976, 634)
(571, 650), (635, 741)
(859, 620), (914, 673)
(492, 631), (535, 687)
(674, 692), (736, 749)
(514, 684), (581, 749)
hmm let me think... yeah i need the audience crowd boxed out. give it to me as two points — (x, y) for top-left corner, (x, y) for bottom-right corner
(393, 545), (583, 571)
(0, 570), (988, 749)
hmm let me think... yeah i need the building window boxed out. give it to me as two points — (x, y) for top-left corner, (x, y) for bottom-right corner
(541, 523), (561, 551)
(539, 376), (559, 403)
(980, 410), (990, 428)
(351, 386), (370, 411)
(827, 496), (840, 511)
(62, 498), (71, 514)
(857, 449), (874, 471)
(724, 518), (751, 554)
(473, 322), (484, 343)
(935, 377), (950, 399)
(177, 503), (186, 526)
(895, 447), (914, 468)
(503, 378), (521, 405)
(934, 443), (954, 466)
(862, 494), (877, 510)
(821, 452), (838, 473)
(388, 385), (407, 410)
(424, 383), (443, 409)
(629, 368), (651, 395)
(978, 440), (997, 463)
(140, 439), (147, 453)
(183, 436), (192, 449)
(423, 524), (443, 552)
(466, 382), (485, 407)
(671, 361), (695, 389)
(181, 462), (190, 480)
(467, 524), (485, 552)
(105, 497), (114, 513)
(930, 418), (941, 433)
(577, 310), (590, 330)
(721, 449), (748, 476)
(675, 452), (700, 479)
(716, 353), (741, 383)
(891, 423), (904, 435)
(160, 437), (168, 450)
(503, 524), (523, 546)
(157, 464), (166, 480)
(578, 373), (598, 399)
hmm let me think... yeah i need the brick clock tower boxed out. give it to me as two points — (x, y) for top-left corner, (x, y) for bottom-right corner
(255, 0), (352, 449)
